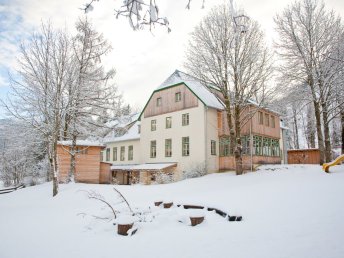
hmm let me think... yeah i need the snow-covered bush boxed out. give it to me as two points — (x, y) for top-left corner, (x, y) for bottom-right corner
(182, 162), (207, 179)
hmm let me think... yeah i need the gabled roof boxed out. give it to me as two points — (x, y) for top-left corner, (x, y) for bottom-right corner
(157, 70), (224, 109)
(139, 70), (224, 120)
(104, 120), (140, 143)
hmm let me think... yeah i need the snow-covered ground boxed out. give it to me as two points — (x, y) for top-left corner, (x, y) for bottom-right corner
(1, 165), (344, 258)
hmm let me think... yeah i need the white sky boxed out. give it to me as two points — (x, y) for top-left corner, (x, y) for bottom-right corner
(0, 0), (344, 113)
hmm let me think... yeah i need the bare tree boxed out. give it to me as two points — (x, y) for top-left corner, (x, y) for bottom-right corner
(63, 17), (118, 182)
(184, 4), (273, 175)
(274, 0), (344, 163)
(1, 22), (73, 196)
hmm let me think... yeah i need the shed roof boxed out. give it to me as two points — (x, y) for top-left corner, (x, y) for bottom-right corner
(58, 140), (104, 147)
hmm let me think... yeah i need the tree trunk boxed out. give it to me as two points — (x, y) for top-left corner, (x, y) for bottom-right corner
(322, 103), (332, 162)
(68, 133), (77, 183)
(314, 101), (325, 165)
(341, 110), (344, 155)
(234, 105), (243, 175)
(51, 140), (59, 197)
(292, 106), (299, 149)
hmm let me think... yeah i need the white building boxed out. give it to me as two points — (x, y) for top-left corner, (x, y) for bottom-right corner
(103, 70), (282, 184)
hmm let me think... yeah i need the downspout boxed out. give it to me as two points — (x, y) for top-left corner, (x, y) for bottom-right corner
(204, 106), (208, 171)
(250, 106), (253, 172)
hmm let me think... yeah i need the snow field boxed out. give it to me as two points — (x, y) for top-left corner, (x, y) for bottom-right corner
(1, 165), (344, 258)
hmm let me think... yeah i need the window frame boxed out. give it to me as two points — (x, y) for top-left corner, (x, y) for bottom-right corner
(113, 147), (117, 161)
(182, 113), (189, 126)
(182, 137), (190, 156)
(120, 146), (125, 161)
(156, 97), (162, 107)
(106, 148), (110, 161)
(165, 139), (172, 157)
(150, 140), (156, 158)
(175, 92), (182, 102)
(211, 140), (217, 155)
(265, 113), (270, 127)
(128, 145), (133, 161)
(258, 111), (263, 125)
(151, 119), (156, 131)
(271, 115), (275, 128)
(166, 117), (172, 129)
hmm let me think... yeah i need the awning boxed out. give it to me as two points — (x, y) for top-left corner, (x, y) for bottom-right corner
(111, 163), (177, 171)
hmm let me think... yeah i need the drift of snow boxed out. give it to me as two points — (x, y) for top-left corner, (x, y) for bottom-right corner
(1, 164), (344, 258)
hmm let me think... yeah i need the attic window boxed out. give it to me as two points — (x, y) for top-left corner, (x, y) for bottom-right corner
(175, 92), (181, 102)
(157, 97), (162, 107)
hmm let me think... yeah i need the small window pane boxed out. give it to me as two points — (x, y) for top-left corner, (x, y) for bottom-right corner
(151, 120), (156, 131)
(175, 92), (181, 102)
(211, 140), (216, 155)
(113, 147), (117, 161)
(166, 117), (172, 129)
(128, 145), (133, 160)
(165, 139), (172, 157)
(120, 146), (125, 161)
(182, 113), (189, 126)
(157, 97), (162, 107)
(150, 141), (156, 158)
(182, 137), (190, 156)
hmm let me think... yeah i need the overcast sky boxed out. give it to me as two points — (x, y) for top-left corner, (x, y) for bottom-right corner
(0, 0), (344, 118)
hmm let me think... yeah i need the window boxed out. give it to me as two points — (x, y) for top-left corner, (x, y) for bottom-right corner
(151, 120), (156, 131)
(100, 151), (104, 162)
(182, 113), (189, 126)
(265, 114), (270, 127)
(138, 124), (141, 133)
(271, 115), (275, 128)
(120, 146), (125, 161)
(258, 111), (263, 125)
(113, 147), (117, 161)
(157, 97), (162, 107)
(253, 135), (263, 155)
(165, 139), (172, 157)
(166, 117), (172, 129)
(271, 139), (280, 157)
(106, 148), (110, 161)
(175, 92), (181, 102)
(128, 145), (133, 160)
(241, 136), (250, 155)
(182, 137), (190, 156)
(211, 140), (216, 155)
(263, 137), (271, 156)
(150, 140), (156, 158)
(220, 137), (230, 156)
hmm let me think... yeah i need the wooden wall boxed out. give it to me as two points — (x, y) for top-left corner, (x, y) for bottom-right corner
(99, 162), (112, 184)
(144, 84), (198, 118)
(217, 105), (280, 138)
(287, 149), (320, 164)
(219, 156), (281, 170)
(57, 145), (103, 184)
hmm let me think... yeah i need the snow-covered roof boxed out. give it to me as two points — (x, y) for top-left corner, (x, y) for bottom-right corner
(58, 140), (104, 147)
(105, 121), (140, 143)
(111, 162), (177, 171)
(157, 70), (224, 110)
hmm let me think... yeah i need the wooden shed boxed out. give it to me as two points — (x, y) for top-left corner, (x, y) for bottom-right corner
(57, 141), (112, 184)
(287, 149), (320, 164)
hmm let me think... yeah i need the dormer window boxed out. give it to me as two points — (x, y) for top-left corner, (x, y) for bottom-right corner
(175, 92), (181, 102)
(157, 97), (162, 107)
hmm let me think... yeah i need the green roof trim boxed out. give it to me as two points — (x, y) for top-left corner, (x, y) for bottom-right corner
(138, 82), (210, 121)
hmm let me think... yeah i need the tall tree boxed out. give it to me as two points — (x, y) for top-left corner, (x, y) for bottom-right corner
(184, 4), (273, 175)
(1, 22), (73, 196)
(62, 17), (118, 182)
(274, 0), (344, 163)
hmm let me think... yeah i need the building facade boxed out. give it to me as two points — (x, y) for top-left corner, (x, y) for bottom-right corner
(102, 70), (283, 184)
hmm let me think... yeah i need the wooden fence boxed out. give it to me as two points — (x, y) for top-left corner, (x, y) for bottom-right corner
(0, 184), (25, 194)
(287, 149), (320, 164)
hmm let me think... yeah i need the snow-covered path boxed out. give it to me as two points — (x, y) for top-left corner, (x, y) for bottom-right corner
(1, 165), (344, 258)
